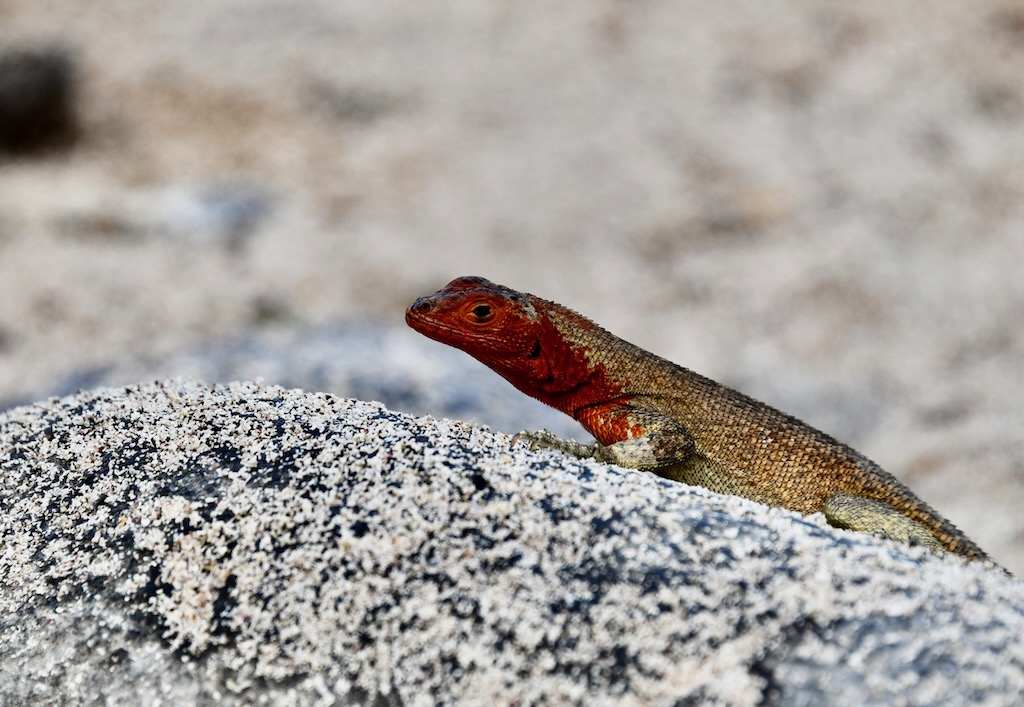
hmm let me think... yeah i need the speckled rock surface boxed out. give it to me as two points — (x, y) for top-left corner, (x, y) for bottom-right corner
(1, 381), (1022, 705)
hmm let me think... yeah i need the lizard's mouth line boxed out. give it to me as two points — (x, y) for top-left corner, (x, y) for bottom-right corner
(406, 310), (511, 356)
(405, 310), (469, 344)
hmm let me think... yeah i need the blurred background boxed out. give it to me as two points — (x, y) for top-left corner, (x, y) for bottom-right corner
(1, 1), (1022, 572)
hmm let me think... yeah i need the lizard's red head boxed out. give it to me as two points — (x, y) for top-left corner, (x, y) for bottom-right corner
(407, 276), (625, 417)
(405, 277), (546, 379)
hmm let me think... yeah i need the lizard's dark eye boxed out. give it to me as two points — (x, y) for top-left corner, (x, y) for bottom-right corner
(469, 303), (493, 322)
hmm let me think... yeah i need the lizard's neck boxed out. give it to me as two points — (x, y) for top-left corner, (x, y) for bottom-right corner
(519, 297), (638, 419)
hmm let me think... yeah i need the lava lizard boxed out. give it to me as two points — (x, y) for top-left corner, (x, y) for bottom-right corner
(406, 275), (993, 563)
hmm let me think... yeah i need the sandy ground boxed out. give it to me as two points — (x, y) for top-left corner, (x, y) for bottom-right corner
(1, 1), (1023, 571)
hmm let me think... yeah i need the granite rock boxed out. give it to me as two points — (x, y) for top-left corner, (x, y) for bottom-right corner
(0, 380), (1021, 705)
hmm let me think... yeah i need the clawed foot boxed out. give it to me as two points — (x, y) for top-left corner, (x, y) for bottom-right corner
(510, 429), (602, 460)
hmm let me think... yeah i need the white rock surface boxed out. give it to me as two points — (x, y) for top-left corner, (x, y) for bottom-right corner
(1, 381), (1021, 705)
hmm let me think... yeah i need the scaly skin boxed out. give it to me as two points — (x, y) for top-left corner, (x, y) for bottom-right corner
(406, 276), (993, 563)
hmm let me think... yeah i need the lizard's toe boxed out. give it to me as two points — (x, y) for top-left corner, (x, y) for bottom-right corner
(511, 429), (562, 450)
(510, 430), (598, 460)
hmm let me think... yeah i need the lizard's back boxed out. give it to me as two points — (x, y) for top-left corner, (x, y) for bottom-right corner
(548, 300), (989, 561)
(623, 345), (986, 560)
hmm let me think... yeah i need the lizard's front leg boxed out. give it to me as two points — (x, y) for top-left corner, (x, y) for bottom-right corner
(824, 494), (945, 553)
(512, 405), (696, 473)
